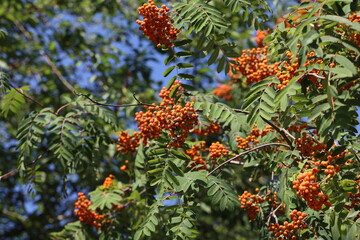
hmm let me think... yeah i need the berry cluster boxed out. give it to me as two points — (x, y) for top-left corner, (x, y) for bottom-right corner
(185, 142), (207, 170)
(231, 47), (277, 84)
(213, 84), (233, 101)
(74, 193), (108, 230)
(134, 81), (199, 147)
(238, 191), (265, 221)
(209, 142), (229, 163)
(136, 0), (180, 48)
(255, 29), (270, 47)
(292, 169), (331, 210)
(159, 80), (184, 106)
(236, 125), (274, 149)
(192, 120), (221, 136)
(103, 174), (115, 188)
(274, 51), (300, 90)
(136, 102), (198, 147)
(294, 132), (326, 157)
(230, 45), (335, 90)
(289, 123), (348, 176)
(116, 132), (141, 154)
(268, 210), (307, 240)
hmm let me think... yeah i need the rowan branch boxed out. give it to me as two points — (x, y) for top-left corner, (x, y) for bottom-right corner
(207, 142), (291, 176)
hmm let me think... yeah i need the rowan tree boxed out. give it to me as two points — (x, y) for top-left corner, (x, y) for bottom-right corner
(0, 0), (359, 239)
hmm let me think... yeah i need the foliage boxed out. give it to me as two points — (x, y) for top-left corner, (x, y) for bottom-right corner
(0, 0), (359, 239)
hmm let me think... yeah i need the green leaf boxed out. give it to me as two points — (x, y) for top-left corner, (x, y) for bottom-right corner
(168, 160), (184, 177)
(163, 66), (176, 77)
(333, 55), (357, 75)
(176, 63), (194, 69)
(174, 39), (192, 47)
(171, 149), (191, 161)
(177, 73), (195, 80)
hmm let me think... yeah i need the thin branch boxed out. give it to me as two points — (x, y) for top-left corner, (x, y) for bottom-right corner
(55, 102), (74, 115)
(0, 169), (19, 181)
(207, 143), (291, 176)
(262, 118), (295, 150)
(39, 50), (76, 94)
(80, 93), (159, 108)
(306, 72), (326, 80)
(9, 83), (46, 108)
(266, 203), (284, 226)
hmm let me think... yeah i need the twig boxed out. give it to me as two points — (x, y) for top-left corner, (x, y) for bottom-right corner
(266, 203), (284, 226)
(207, 143), (291, 176)
(80, 93), (159, 108)
(10, 83), (46, 108)
(39, 50), (76, 94)
(262, 118), (295, 150)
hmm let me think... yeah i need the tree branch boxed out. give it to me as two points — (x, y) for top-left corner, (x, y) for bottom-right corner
(207, 143), (291, 176)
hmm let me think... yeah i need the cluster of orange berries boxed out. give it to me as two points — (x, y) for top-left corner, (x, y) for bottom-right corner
(274, 50), (300, 90)
(74, 193), (108, 229)
(310, 150), (346, 176)
(231, 46), (277, 84)
(103, 174), (115, 188)
(289, 124), (326, 157)
(292, 168), (331, 210)
(209, 142), (229, 163)
(294, 132), (326, 157)
(213, 84), (233, 101)
(268, 210), (307, 240)
(289, 123), (348, 176)
(117, 81), (199, 151)
(236, 125), (274, 149)
(136, 0), (180, 48)
(135, 101), (198, 148)
(185, 142), (207, 170)
(192, 120), (221, 136)
(116, 132), (141, 154)
(255, 29), (270, 47)
(124, 81), (198, 148)
(230, 44), (337, 90)
(238, 191), (265, 221)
